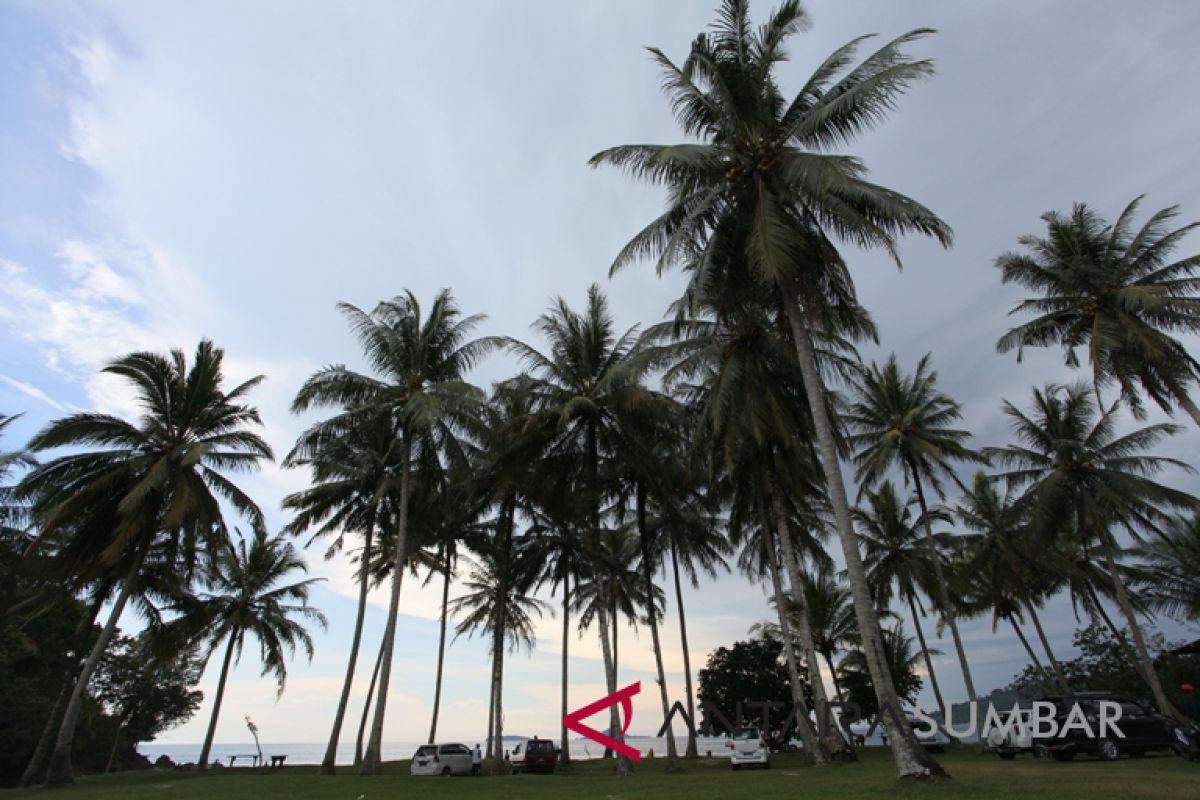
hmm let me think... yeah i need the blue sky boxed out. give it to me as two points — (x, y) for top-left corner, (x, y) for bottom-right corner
(2, 0), (1198, 750)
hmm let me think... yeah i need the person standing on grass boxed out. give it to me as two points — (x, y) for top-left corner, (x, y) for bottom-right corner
(472, 743), (482, 776)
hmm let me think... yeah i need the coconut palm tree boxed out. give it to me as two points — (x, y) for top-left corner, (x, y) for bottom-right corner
(996, 196), (1200, 426)
(0, 412), (35, 618)
(837, 622), (929, 721)
(165, 529), (325, 770)
(854, 482), (952, 723)
(802, 563), (858, 701)
(506, 284), (657, 776)
(984, 382), (1196, 722)
(292, 290), (495, 775)
(845, 353), (988, 706)
(449, 534), (548, 771)
(282, 412), (401, 774)
(1132, 513), (1200, 624)
(591, 0), (953, 778)
(18, 341), (272, 785)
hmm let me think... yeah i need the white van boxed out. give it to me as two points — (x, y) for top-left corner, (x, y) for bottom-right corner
(728, 726), (770, 769)
(410, 743), (473, 776)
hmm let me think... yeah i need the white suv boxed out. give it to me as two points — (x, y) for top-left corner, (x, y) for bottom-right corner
(410, 743), (473, 776)
(986, 708), (1034, 759)
(728, 726), (770, 769)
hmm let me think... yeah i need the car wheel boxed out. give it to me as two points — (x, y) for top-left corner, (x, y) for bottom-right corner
(763, 761), (770, 770)
(441, 766), (451, 776)
(1051, 751), (1075, 762)
(1097, 739), (1120, 762)
(731, 763), (740, 771)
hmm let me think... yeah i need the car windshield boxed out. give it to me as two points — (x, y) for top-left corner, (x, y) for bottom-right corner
(415, 746), (436, 757)
(733, 728), (759, 741)
(528, 741), (554, 753)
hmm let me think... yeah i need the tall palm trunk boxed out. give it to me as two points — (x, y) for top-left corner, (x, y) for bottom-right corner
(781, 290), (946, 780)
(907, 461), (977, 705)
(1099, 532), (1184, 721)
(670, 541), (699, 759)
(45, 546), (148, 786)
(427, 546), (452, 744)
(491, 496), (514, 775)
(320, 521), (375, 774)
(770, 487), (846, 761)
(905, 592), (947, 722)
(636, 483), (680, 771)
(491, 614), (507, 772)
(198, 631), (240, 769)
(764, 524), (824, 763)
(1008, 616), (1054, 691)
(486, 655), (497, 759)
(1023, 601), (1070, 694)
(559, 564), (572, 767)
(104, 720), (124, 774)
(355, 634), (385, 767)
(360, 437), (413, 776)
(603, 595), (617, 759)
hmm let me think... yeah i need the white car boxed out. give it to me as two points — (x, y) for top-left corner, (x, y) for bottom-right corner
(728, 726), (770, 769)
(410, 743), (473, 776)
(986, 708), (1035, 759)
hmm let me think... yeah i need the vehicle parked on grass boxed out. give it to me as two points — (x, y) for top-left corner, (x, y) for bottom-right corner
(906, 713), (950, 754)
(410, 743), (473, 776)
(1038, 693), (1178, 762)
(727, 726), (770, 769)
(986, 708), (1035, 759)
(511, 737), (557, 774)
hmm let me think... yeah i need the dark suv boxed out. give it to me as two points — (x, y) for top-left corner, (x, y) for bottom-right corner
(511, 737), (556, 774)
(1038, 693), (1176, 761)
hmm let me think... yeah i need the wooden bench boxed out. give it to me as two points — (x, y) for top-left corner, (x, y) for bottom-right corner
(228, 754), (262, 767)
(269, 755), (287, 769)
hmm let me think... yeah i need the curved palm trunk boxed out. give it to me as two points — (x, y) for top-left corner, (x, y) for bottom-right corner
(1007, 616), (1054, 691)
(907, 462), (977, 706)
(104, 721), (124, 774)
(670, 541), (699, 759)
(197, 632), (239, 770)
(427, 548), (452, 744)
(764, 526), (824, 763)
(781, 291), (947, 780)
(1023, 601), (1070, 694)
(770, 488), (845, 761)
(355, 634), (386, 767)
(360, 437), (413, 776)
(1099, 533), (1184, 722)
(905, 593), (947, 723)
(559, 565), (572, 767)
(321, 523), (375, 774)
(44, 547), (148, 786)
(636, 484), (680, 771)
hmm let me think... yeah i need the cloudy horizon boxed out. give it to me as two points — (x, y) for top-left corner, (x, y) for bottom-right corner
(2, 0), (1198, 751)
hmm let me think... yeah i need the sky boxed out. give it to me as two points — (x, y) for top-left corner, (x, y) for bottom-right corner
(2, 0), (1199, 753)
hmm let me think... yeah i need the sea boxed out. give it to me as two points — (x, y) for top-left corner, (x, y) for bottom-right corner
(139, 735), (746, 767)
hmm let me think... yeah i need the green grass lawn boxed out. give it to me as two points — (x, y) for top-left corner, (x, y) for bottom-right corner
(7, 748), (1196, 799)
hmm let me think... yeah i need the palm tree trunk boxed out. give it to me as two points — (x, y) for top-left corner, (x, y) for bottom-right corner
(1007, 616), (1054, 691)
(907, 461), (977, 705)
(764, 522), (825, 764)
(670, 541), (699, 759)
(1099, 533), (1184, 722)
(320, 522), (374, 774)
(905, 593), (947, 723)
(427, 546), (452, 744)
(769, 487), (845, 761)
(355, 634), (385, 767)
(603, 596), (617, 759)
(198, 632), (239, 770)
(360, 436), (413, 776)
(486, 653), (497, 760)
(824, 652), (844, 702)
(1023, 601), (1070, 694)
(636, 483), (681, 771)
(105, 721), (124, 774)
(781, 289), (947, 780)
(559, 564), (572, 767)
(491, 615), (507, 773)
(44, 547), (148, 786)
